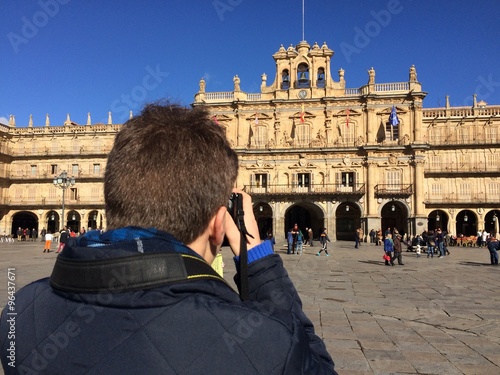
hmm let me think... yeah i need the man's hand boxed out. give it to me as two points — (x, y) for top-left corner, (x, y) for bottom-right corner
(224, 190), (261, 257)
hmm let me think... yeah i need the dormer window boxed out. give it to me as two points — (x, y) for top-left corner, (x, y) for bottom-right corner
(296, 63), (310, 88)
(317, 68), (325, 88)
(281, 69), (290, 89)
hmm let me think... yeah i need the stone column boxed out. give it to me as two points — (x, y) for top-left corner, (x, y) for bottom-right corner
(413, 100), (423, 142)
(365, 106), (376, 144)
(413, 156), (425, 217)
(366, 159), (377, 217)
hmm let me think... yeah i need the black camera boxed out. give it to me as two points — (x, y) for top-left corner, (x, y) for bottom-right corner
(227, 193), (241, 225)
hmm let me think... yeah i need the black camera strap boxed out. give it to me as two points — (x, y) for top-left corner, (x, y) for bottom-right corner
(49, 252), (233, 294)
(233, 195), (253, 301)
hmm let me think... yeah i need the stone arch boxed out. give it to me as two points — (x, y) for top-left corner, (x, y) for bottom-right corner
(283, 201), (325, 241)
(380, 200), (410, 238)
(11, 211), (38, 238)
(336, 201), (362, 241)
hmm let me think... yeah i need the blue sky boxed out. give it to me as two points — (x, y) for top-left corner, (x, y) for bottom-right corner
(1, 0), (499, 127)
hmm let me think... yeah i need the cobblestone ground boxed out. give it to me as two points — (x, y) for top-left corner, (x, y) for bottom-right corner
(1, 239), (499, 374)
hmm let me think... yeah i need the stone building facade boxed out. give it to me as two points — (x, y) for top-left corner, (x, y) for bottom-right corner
(1, 40), (499, 241)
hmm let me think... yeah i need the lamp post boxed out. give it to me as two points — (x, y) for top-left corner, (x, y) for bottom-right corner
(53, 171), (75, 229)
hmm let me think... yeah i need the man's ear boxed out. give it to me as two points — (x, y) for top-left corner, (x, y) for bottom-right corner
(208, 206), (227, 247)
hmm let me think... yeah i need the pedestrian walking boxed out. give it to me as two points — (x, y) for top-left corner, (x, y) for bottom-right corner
(317, 228), (331, 256)
(308, 227), (314, 246)
(43, 231), (53, 253)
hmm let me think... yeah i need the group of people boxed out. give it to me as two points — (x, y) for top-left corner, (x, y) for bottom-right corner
(383, 229), (405, 266)
(42, 226), (85, 253)
(15, 227), (38, 241)
(286, 224), (310, 254)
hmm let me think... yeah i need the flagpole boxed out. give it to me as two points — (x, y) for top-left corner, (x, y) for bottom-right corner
(302, 0), (305, 41)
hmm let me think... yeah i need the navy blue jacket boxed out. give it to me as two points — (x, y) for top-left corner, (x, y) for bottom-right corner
(1, 227), (337, 374)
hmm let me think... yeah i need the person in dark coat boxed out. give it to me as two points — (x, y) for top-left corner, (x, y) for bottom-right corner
(392, 234), (404, 265)
(0, 103), (337, 375)
(56, 226), (69, 253)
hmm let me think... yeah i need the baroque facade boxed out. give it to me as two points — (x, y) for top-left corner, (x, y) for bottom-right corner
(1, 40), (499, 240)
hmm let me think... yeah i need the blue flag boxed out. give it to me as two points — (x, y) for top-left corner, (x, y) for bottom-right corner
(389, 105), (399, 126)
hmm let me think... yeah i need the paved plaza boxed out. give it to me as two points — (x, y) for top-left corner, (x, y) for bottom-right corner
(1, 239), (499, 374)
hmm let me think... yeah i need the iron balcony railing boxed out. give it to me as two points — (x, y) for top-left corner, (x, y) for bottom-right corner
(244, 183), (365, 195)
(374, 184), (413, 196)
(425, 163), (500, 174)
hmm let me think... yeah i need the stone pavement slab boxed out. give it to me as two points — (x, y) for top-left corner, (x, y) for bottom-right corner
(0, 239), (499, 374)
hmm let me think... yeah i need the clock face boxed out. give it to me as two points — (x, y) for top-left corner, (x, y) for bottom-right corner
(298, 90), (307, 99)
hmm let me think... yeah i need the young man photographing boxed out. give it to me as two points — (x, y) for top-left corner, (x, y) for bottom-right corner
(1, 103), (337, 374)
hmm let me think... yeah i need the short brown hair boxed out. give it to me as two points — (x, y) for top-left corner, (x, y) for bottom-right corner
(104, 102), (238, 244)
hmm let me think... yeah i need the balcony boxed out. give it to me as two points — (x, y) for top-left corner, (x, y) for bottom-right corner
(374, 184), (413, 197)
(424, 193), (500, 205)
(9, 171), (105, 181)
(244, 183), (365, 197)
(425, 163), (500, 174)
(424, 135), (499, 146)
(0, 194), (105, 207)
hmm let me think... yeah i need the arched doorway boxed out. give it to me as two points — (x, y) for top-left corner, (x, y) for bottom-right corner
(253, 203), (272, 240)
(485, 210), (499, 237)
(428, 210), (449, 233)
(46, 211), (59, 234)
(11, 211), (38, 237)
(86, 211), (100, 231)
(381, 201), (408, 237)
(284, 203), (323, 241)
(456, 210), (476, 236)
(336, 202), (361, 241)
(67, 210), (80, 233)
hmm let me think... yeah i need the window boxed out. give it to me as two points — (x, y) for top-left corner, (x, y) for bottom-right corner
(487, 182), (500, 199)
(51, 164), (58, 174)
(339, 121), (355, 144)
(386, 170), (402, 191)
(72, 164), (79, 176)
(30, 165), (37, 177)
(49, 187), (57, 200)
(295, 124), (310, 146)
(429, 156), (441, 171)
(430, 183), (442, 197)
(297, 173), (310, 187)
(254, 174), (268, 188)
(70, 188), (78, 200)
(93, 164), (101, 175)
(485, 127), (498, 142)
(486, 153), (498, 170)
(385, 122), (399, 141)
(254, 125), (267, 148)
(458, 183), (471, 201)
(341, 172), (354, 187)
(250, 173), (268, 193)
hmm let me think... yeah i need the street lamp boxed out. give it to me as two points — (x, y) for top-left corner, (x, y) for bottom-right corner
(53, 171), (75, 228)
(436, 212), (440, 222)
